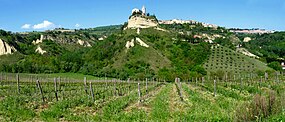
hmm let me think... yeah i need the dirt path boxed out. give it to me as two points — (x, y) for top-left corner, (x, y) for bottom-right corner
(124, 84), (166, 113)
(71, 84), (164, 117)
(187, 84), (216, 102)
(70, 85), (144, 116)
(167, 83), (192, 121)
(169, 84), (187, 113)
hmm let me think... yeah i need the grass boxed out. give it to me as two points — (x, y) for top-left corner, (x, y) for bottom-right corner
(182, 84), (230, 121)
(149, 83), (171, 121)
(0, 73), (284, 121)
(0, 96), (36, 121)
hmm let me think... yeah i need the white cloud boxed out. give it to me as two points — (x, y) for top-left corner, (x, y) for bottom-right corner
(21, 24), (31, 29)
(75, 23), (81, 28)
(33, 20), (55, 29)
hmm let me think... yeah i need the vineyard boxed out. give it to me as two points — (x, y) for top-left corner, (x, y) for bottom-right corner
(0, 73), (284, 121)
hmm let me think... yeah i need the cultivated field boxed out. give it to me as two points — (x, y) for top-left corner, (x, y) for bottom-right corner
(204, 45), (271, 74)
(0, 73), (284, 121)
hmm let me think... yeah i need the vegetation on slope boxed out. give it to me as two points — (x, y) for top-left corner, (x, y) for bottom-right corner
(0, 22), (276, 81)
(204, 45), (272, 77)
(238, 32), (285, 62)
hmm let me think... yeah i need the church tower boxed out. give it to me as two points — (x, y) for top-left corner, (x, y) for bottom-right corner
(142, 5), (146, 16)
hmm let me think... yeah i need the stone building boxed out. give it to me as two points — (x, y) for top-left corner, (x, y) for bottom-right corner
(127, 6), (158, 29)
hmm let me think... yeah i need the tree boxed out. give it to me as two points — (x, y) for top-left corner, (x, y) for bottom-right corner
(268, 61), (282, 71)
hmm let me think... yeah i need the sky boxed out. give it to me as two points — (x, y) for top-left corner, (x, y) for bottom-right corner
(0, 0), (284, 32)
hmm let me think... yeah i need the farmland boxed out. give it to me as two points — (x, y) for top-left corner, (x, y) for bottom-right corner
(204, 45), (272, 75)
(0, 73), (284, 121)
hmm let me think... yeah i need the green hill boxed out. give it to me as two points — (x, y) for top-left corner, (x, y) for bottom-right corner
(82, 27), (211, 80)
(237, 32), (285, 62)
(0, 22), (276, 81)
(203, 45), (273, 76)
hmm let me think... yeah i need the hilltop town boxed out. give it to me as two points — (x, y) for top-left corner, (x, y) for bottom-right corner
(125, 6), (158, 29)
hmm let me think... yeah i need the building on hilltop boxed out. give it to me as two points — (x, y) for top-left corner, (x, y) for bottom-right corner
(45, 28), (75, 33)
(159, 19), (218, 29)
(126, 6), (158, 29)
(229, 28), (275, 34)
(142, 5), (146, 15)
(132, 5), (147, 16)
(132, 8), (141, 15)
(281, 62), (285, 70)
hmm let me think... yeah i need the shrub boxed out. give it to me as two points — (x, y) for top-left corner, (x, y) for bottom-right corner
(268, 61), (282, 71)
(235, 91), (283, 121)
(210, 70), (225, 80)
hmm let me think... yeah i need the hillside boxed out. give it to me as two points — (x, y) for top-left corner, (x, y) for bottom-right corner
(204, 45), (272, 77)
(0, 21), (275, 81)
(238, 32), (285, 60)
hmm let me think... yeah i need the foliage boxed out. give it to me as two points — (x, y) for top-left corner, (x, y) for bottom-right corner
(0, 26), (275, 81)
(268, 61), (282, 71)
(241, 32), (285, 62)
(236, 91), (284, 121)
(213, 37), (236, 50)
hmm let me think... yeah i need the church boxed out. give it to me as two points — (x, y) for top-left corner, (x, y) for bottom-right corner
(132, 6), (147, 16)
(126, 6), (158, 29)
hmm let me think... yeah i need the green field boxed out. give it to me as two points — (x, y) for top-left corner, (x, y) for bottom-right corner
(0, 73), (284, 121)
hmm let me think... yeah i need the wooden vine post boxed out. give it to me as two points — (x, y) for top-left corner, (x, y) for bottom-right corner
(16, 73), (20, 94)
(90, 81), (95, 102)
(214, 79), (217, 97)
(265, 72), (268, 81)
(36, 80), (45, 103)
(155, 78), (158, 86)
(127, 78), (130, 95)
(176, 78), (184, 101)
(146, 78), (148, 93)
(196, 77), (198, 87)
(54, 78), (58, 101)
(276, 72), (279, 83)
(114, 79), (117, 96)
(84, 77), (88, 94)
(58, 77), (61, 92)
(138, 82), (141, 103)
(188, 78), (191, 85)
(260, 76), (263, 87)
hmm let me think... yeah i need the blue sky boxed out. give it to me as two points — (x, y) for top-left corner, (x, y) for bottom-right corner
(0, 0), (284, 32)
